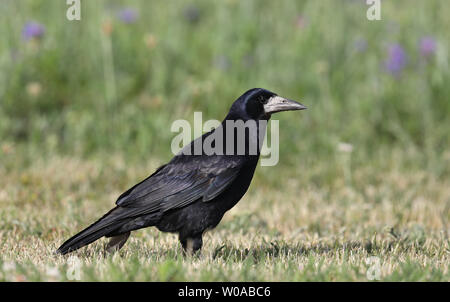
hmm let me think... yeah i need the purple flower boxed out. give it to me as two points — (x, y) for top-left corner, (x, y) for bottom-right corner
(22, 22), (45, 41)
(296, 15), (308, 29)
(353, 38), (368, 53)
(385, 44), (407, 76)
(183, 5), (201, 24)
(117, 8), (139, 24)
(419, 36), (436, 57)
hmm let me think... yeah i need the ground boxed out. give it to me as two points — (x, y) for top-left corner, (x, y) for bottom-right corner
(0, 0), (449, 281)
(0, 150), (448, 281)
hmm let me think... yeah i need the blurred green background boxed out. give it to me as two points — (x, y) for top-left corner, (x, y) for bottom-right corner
(1, 0), (448, 174)
(0, 0), (449, 282)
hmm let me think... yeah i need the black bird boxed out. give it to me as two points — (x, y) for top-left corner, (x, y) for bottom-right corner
(56, 88), (306, 255)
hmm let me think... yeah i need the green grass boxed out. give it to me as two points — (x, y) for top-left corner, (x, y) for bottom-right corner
(0, 153), (448, 281)
(0, 0), (449, 281)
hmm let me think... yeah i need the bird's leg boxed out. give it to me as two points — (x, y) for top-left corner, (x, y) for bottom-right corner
(190, 236), (203, 254)
(106, 232), (130, 253)
(179, 234), (203, 256)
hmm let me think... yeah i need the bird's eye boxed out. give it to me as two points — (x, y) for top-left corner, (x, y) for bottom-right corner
(258, 96), (266, 104)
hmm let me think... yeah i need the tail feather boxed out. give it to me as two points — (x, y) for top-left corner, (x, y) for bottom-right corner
(56, 207), (130, 255)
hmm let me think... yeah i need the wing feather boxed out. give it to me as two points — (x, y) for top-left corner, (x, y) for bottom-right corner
(115, 155), (246, 214)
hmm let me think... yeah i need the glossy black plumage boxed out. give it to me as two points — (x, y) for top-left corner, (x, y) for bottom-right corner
(56, 88), (306, 255)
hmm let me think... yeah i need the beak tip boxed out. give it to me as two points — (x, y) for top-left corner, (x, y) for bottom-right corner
(295, 102), (307, 111)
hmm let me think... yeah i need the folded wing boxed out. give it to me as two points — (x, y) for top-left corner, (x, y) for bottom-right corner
(115, 155), (245, 216)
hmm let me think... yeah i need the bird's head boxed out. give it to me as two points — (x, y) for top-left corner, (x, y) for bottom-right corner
(227, 88), (306, 121)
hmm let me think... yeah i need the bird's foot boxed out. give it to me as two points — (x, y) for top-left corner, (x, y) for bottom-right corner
(180, 236), (203, 257)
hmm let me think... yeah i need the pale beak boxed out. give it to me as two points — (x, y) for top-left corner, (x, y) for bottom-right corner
(263, 96), (307, 114)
